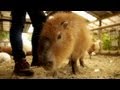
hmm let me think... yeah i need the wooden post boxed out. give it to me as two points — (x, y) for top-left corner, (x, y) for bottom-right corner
(0, 12), (3, 31)
(98, 19), (102, 53)
(117, 30), (120, 54)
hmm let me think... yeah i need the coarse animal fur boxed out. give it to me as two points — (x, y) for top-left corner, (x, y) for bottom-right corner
(88, 39), (101, 59)
(38, 12), (92, 74)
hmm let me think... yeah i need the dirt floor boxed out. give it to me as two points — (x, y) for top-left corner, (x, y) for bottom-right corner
(0, 55), (120, 79)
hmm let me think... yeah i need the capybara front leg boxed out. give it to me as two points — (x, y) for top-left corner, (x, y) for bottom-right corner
(70, 59), (79, 74)
(79, 56), (85, 67)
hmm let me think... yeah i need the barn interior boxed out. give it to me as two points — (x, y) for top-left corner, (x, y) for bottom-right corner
(0, 11), (120, 79)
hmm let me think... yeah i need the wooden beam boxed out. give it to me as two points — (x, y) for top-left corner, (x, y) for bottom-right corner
(0, 16), (31, 24)
(106, 11), (113, 14)
(100, 13), (120, 19)
(91, 23), (120, 31)
(90, 13), (120, 24)
(86, 11), (100, 20)
(108, 18), (117, 23)
(24, 24), (31, 33)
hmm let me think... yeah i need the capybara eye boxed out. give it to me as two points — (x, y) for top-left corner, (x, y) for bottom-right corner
(57, 34), (61, 40)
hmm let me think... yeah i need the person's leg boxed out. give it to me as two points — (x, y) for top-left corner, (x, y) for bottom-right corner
(10, 10), (34, 76)
(10, 10), (26, 61)
(27, 10), (46, 66)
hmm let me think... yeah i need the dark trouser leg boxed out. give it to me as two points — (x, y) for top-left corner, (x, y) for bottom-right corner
(10, 10), (34, 76)
(10, 10), (26, 62)
(27, 10), (46, 65)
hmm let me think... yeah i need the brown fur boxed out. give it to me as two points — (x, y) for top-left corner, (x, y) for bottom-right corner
(0, 46), (32, 56)
(88, 43), (95, 59)
(38, 12), (92, 74)
(88, 40), (101, 59)
(0, 46), (12, 55)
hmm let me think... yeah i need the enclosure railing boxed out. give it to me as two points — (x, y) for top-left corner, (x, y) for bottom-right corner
(90, 23), (120, 55)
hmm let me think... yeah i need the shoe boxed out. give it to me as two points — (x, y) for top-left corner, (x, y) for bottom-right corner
(13, 58), (34, 76)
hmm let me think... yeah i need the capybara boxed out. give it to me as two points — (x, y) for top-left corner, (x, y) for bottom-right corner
(38, 12), (92, 74)
(88, 39), (101, 59)
(88, 44), (95, 59)
(0, 46), (12, 55)
(0, 52), (11, 63)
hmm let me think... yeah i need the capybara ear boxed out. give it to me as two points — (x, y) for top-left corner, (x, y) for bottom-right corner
(61, 21), (68, 29)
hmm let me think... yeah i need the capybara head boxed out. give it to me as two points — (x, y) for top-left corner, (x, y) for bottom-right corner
(38, 12), (90, 71)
